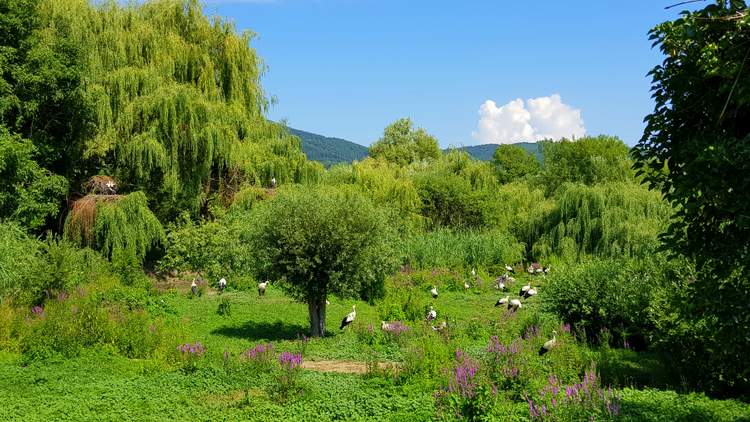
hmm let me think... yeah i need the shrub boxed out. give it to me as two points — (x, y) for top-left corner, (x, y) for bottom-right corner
(542, 257), (671, 347)
(159, 213), (253, 284)
(176, 341), (206, 373)
(217, 297), (232, 316)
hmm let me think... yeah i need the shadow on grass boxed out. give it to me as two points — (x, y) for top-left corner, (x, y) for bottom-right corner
(212, 320), (310, 342)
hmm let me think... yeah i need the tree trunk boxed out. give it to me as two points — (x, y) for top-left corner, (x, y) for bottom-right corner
(308, 298), (327, 337)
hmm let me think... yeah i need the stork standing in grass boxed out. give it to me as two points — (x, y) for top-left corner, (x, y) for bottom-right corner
(258, 280), (269, 297)
(464, 280), (471, 290)
(271, 177), (277, 188)
(495, 296), (509, 307)
(519, 281), (531, 297)
(539, 331), (557, 355)
(426, 306), (437, 322)
(430, 285), (438, 299)
(508, 298), (522, 312)
(191, 280), (198, 296)
(505, 265), (515, 273)
(432, 321), (447, 331)
(524, 287), (538, 299)
(340, 305), (356, 330)
(218, 278), (227, 293)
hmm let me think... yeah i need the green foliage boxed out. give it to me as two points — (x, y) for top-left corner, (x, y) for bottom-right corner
(322, 158), (422, 227)
(21, 296), (170, 362)
(401, 229), (525, 274)
(217, 297), (231, 316)
(0, 130), (68, 230)
(493, 144), (541, 183)
(543, 256), (687, 348)
(369, 118), (441, 166)
(64, 192), (164, 270)
(527, 182), (672, 260)
(413, 170), (485, 229)
(159, 214), (252, 283)
(242, 185), (399, 336)
(540, 136), (634, 194)
(635, 1), (750, 396)
(0, 222), (47, 303)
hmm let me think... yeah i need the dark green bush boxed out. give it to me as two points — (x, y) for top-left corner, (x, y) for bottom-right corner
(542, 257), (674, 348)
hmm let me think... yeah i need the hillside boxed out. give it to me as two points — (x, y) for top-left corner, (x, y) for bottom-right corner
(291, 127), (543, 166)
(289, 128), (369, 167)
(452, 142), (542, 161)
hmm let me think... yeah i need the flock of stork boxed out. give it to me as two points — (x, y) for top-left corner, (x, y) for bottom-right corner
(189, 262), (557, 354)
(340, 262), (556, 355)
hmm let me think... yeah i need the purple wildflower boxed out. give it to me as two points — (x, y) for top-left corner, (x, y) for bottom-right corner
(31, 306), (44, 316)
(279, 351), (303, 370)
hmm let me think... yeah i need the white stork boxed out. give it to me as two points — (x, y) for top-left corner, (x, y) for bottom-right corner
(464, 280), (471, 290)
(340, 305), (356, 330)
(539, 331), (557, 355)
(258, 280), (269, 296)
(524, 287), (538, 299)
(426, 306), (437, 322)
(218, 277), (227, 293)
(519, 281), (531, 297)
(430, 285), (438, 299)
(508, 298), (522, 311)
(505, 264), (515, 273)
(191, 280), (198, 296)
(495, 296), (509, 307)
(431, 321), (447, 331)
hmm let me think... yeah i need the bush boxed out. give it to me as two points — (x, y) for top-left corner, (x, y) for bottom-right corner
(543, 257), (677, 348)
(159, 213), (253, 285)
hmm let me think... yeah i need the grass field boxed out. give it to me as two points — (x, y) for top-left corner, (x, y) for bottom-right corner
(1, 274), (749, 421)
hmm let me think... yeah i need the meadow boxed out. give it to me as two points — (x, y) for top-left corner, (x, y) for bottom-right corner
(1, 0), (749, 420)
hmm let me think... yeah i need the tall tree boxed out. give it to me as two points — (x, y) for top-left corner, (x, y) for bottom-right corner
(492, 144), (540, 183)
(243, 186), (398, 337)
(635, 0), (750, 395)
(369, 118), (441, 166)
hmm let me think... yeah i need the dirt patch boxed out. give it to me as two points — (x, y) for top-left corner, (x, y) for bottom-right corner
(301, 360), (399, 374)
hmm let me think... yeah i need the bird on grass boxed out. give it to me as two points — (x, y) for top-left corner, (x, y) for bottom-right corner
(340, 305), (356, 330)
(426, 306), (437, 322)
(495, 296), (509, 307)
(191, 280), (198, 296)
(258, 280), (269, 297)
(524, 287), (538, 299)
(464, 280), (471, 290)
(218, 278), (227, 293)
(430, 285), (438, 299)
(519, 281), (531, 297)
(271, 177), (277, 188)
(505, 264), (515, 273)
(431, 321), (447, 331)
(539, 331), (557, 355)
(508, 298), (522, 312)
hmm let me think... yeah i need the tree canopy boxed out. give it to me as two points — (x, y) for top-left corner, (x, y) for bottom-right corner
(369, 118), (441, 166)
(492, 144), (540, 183)
(242, 186), (398, 337)
(635, 0), (750, 395)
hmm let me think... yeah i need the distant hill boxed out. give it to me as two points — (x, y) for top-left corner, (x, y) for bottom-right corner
(450, 142), (543, 162)
(289, 128), (368, 167)
(289, 127), (543, 166)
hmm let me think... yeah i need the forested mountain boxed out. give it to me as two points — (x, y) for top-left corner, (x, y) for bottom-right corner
(292, 127), (542, 166)
(289, 128), (368, 166)
(451, 142), (542, 162)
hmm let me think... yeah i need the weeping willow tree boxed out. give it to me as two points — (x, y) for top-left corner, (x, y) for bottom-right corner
(35, 0), (321, 219)
(64, 192), (164, 265)
(525, 182), (673, 260)
(323, 158), (423, 228)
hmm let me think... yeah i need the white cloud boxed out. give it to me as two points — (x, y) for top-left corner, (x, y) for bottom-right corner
(472, 94), (585, 144)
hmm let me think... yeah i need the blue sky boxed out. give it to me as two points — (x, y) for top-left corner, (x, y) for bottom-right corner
(201, 0), (701, 147)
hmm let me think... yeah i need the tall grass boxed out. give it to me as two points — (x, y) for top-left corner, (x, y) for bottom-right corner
(400, 229), (525, 272)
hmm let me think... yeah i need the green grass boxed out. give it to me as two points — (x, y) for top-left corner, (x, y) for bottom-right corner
(1, 279), (749, 421)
